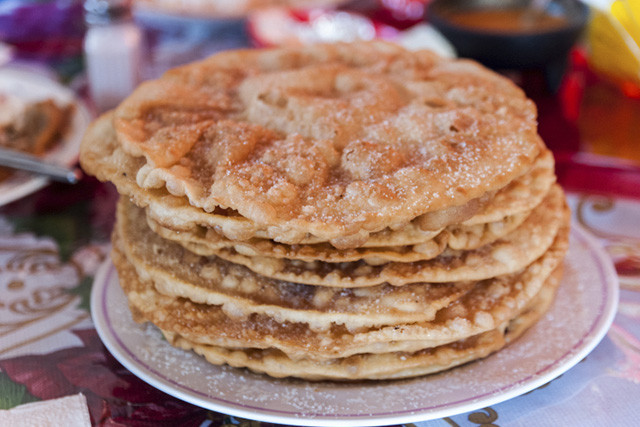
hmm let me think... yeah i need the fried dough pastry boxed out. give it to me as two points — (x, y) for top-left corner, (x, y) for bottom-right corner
(195, 185), (568, 287)
(145, 201), (531, 264)
(112, 221), (568, 360)
(79, 41), (571, 381)
(81, 112), (554, 248)
(163, 273), (558, 380)
(115, 199), (474, 330)
(82, 41), (544, 245)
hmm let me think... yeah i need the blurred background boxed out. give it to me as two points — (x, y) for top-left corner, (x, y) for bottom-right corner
(0, 0), (639, 186)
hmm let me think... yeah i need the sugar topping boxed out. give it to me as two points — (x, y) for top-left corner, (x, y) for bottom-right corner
(112, 41), (543, 241)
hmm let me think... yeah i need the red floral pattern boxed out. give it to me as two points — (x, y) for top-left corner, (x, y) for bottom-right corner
(0, 329), (210, 426)
(615, 256), (640, 279)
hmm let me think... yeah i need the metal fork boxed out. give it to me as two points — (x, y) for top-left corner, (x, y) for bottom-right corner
(0, 147), (81, 184)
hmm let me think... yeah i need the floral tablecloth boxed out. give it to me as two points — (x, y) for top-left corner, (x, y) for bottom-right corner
(0, 164), (638, 426)
(0, 2), (639, 424)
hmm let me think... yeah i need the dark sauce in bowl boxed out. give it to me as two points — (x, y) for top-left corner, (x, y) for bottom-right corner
(427, 0), (589, 73)
(444, 8), (569, 34)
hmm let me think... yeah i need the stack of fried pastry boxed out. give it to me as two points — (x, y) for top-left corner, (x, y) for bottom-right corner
(80, 41), (570, 381)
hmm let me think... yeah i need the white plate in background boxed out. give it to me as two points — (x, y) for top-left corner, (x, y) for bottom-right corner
(0, 66), (92, 206)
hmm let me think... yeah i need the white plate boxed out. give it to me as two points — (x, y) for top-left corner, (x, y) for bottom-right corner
(91, 225), (619, 426)
(0, 66), (92, 206)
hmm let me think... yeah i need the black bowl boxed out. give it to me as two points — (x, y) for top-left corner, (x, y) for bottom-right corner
(427, 0), (589, 70)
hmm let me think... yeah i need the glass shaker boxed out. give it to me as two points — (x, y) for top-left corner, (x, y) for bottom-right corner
(83, 0), (144, 112)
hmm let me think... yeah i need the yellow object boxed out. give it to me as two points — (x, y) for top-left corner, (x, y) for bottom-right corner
(588, 0), (640, 91)
(611, 0), (640, 43)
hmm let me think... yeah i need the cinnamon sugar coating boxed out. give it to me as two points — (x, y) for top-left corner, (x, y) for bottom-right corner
(112, 41), (544, 243)
(78, 41), (571, 381)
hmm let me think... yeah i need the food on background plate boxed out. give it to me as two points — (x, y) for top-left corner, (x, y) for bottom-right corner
(80, 41), (570, 380)
(0, 94), (73, 181)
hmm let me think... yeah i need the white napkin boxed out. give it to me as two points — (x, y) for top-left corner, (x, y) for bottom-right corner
(0, 393), (91, 427)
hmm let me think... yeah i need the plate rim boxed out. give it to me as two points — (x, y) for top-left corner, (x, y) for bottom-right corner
(91, 223), (619, 426)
